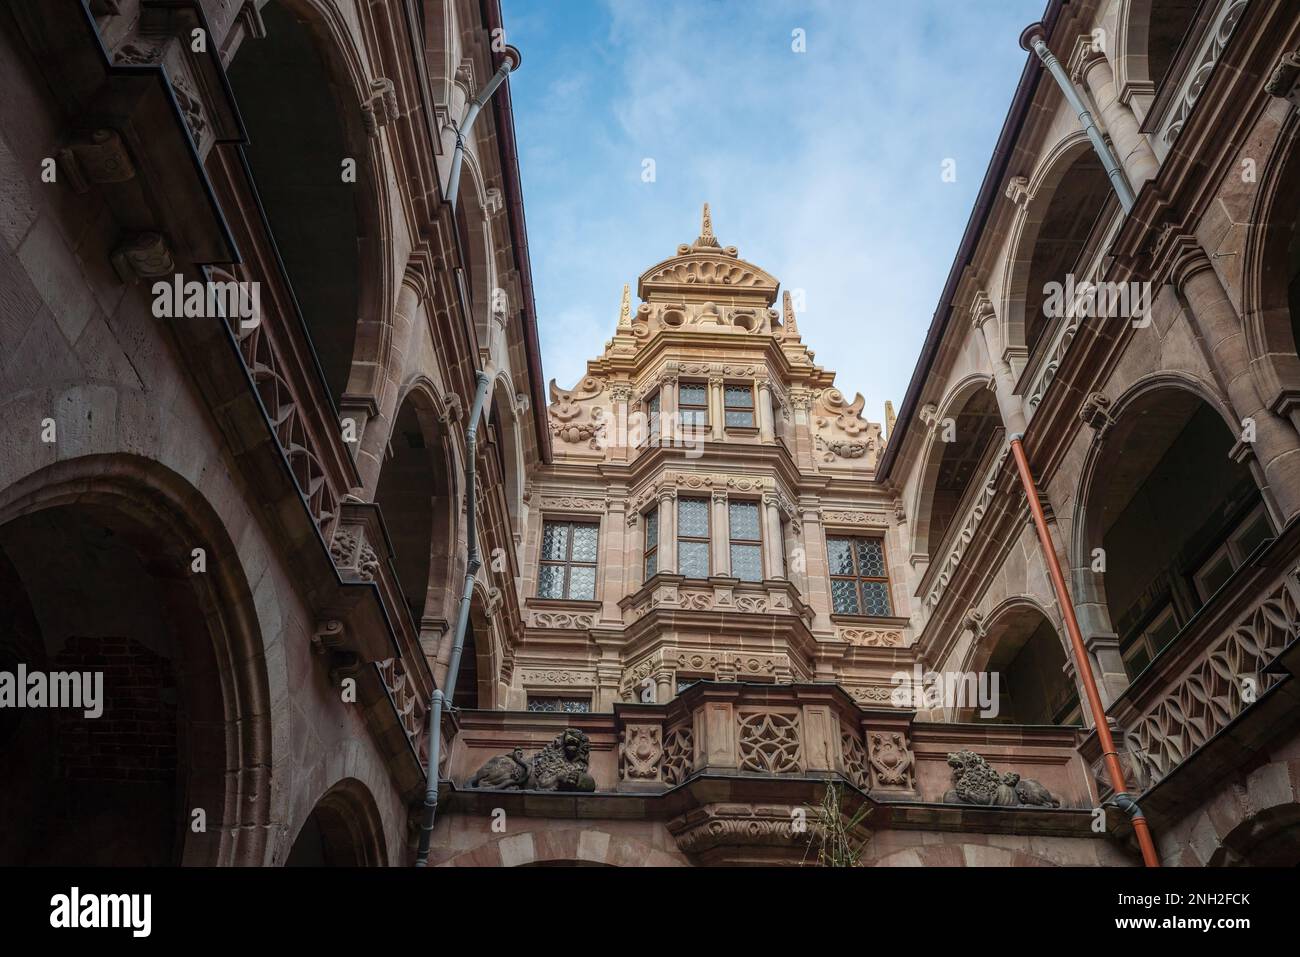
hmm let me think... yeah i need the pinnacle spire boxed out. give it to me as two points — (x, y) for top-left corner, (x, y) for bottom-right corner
(782, 289), (800, 335)
(618, 283), (632, 328)
(694, 202), (720, 248)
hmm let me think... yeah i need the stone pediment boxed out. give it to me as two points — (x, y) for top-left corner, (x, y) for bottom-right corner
(638, 251), (779, 305)
(637, 203), (779, 306)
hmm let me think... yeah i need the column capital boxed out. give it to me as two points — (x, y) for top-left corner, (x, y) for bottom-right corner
(1067, 33), (1107, 86)
(969, 290), (997, 330)
(1149, 225), (1214, 290)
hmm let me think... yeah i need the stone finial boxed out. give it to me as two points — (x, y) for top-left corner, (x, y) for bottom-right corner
(884, 399), (897, 437)
(618, 282), (632, 329)
(781, 289), (800, 336)
(694, 202), (720, 248)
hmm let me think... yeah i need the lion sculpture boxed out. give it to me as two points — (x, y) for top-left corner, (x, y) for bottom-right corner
(942, 750), (1060, 808)
(465, 728), (596, 792)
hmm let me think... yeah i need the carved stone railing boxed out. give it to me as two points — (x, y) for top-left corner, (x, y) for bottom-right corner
(620, 574), (812, 626)
(1022, 200), (1125, 420)
(1149, 0), (1249, 161)
(921, 441), (1011, 617)
(1102, 558), (1300, 793)
(444, 682), (1096, 810)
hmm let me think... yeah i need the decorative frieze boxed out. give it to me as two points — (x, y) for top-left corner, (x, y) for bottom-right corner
(838, 627), (904, 647)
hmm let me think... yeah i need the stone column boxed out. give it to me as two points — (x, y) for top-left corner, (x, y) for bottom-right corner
(654, 669), (673, 706)
(762, 494), (785, 579)
(970, 291), (1027, 434)
(658, 487), (678, 574)
(1072, 39), (1158, 192)
(1155, 230), (1300, 521)
(801, 504), (834, 629)
(609, 385), (632, 462)
(711, 490), (730, 577)
(661, 373), (678, 445)
(602, 495), (627, 621)
(757, 378), (775, 442)
(708, 375), (725, 441)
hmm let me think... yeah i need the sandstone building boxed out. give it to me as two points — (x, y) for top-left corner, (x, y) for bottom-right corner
(2, 0), (1300, 867)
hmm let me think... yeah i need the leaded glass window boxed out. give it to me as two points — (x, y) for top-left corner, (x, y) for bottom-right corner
(677, 497), (710, 578)
(646, 391), (661, 442)
(643, 506), (659, 579)
(728, 500), (763, 582)
(537, 520), (600, 600)
(827, 536), (892, 615)
(679, 383), (708, 433)
(724, 384), (755, 428)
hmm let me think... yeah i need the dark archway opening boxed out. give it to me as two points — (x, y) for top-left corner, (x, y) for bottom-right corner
(1146, 0), (1204, 93)
(374, 397), (452, 626)
(981, 612), (1078, 725)
(926, 388), (1000, 561)
(0, 506), (204, 865)
(1024, 151), (1112, 354)
(1093, 392), (1269, 683)
(228, 0), (363, 406)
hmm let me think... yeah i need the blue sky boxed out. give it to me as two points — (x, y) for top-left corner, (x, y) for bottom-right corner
(501, 0), (1046, 425)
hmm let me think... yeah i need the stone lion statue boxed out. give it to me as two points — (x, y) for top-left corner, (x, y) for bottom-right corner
(942, 750), (1059, 808)
(528, 728), (596, 791)
(465, 728), (596, 792)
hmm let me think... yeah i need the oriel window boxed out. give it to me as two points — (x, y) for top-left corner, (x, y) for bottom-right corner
(724, 384), (755, 428)
(538, 520), (599, 600)
(677, 497), (710, 578)
(728, 501), (763, 582)
(827, 536), (892, 615)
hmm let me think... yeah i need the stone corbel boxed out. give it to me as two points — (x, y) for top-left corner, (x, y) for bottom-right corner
(311, 619), (363, 685)
(1079, 391), (1115, 437)
(1265, 50), (1300, 108)
(361, 77), (400, 136)
(111, 232), (175, 282)
(57, 129), (136, 193)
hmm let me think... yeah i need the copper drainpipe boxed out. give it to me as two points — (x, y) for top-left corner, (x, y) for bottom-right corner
(1007, 435), (1160, 867)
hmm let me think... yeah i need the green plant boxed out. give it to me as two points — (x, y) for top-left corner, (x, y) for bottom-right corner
(802, 779), (870, 867)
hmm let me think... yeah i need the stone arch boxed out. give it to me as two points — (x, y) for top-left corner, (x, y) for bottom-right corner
(434, 827), (685, 867)
(488, 371), (526, 544)
(456, 581), (498, 709)
(1070, 374), (1265, 686)
(1113, 0), (1206, 110)
(227, 0), (394, 412)
(962, 596), (1079, 725)
(373, 377), (459, 630)
(454, 155), (497, 352)
(1174, 758), (1300, 866)
(286, 777), (388, 866)
(0, 454), (275, 866)
(1000, 131), (1112, 363)
(908, 374), (1002, 567)
(1241, 108), (1300, 423)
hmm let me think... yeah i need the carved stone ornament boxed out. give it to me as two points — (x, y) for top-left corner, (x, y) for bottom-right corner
(465, 728), (596, 791)
(618, 724), (664, 781)
(112, 232), (175, 281)
(941, 750), (1060, 807)
(867, 731), (915, 790)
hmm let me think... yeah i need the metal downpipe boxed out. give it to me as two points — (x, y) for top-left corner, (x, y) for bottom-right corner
(1007, 435), (1160, 866)
(1020, 23), (1136, 213)
(446, 46), (521, 216)
(415, 370), (492, 866)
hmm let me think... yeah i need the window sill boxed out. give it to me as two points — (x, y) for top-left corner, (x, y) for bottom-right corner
(526, 597), (602, 611)
(830, 613), (909, 627)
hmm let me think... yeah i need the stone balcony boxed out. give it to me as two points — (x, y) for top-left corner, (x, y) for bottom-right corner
(1082, 520), (1300, 821)
(431, 682), (1105, 863)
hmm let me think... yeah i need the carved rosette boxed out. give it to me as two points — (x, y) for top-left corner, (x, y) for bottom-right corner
(737, 711), (802, 774)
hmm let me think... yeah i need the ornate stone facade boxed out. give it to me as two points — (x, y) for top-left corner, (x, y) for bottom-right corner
(4, 0), (1300, 870)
